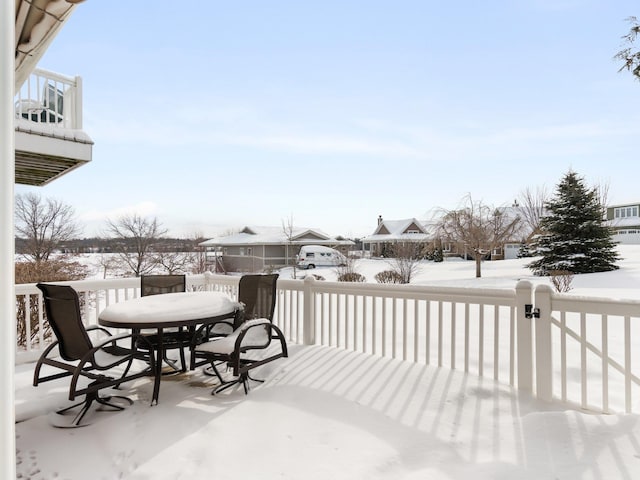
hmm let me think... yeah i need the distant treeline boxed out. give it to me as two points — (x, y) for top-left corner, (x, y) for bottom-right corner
(15, 237), (203, 255)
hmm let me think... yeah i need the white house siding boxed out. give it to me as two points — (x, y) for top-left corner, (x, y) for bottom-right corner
(613, 230), (640, 245)
(504, 243), (521, 260)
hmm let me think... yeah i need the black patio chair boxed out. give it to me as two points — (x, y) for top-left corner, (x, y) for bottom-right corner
(34, 283), (153, 428)
(191, 274), (287, 394)
(190, 273), (280, 371)
(135, 274), (190, 372)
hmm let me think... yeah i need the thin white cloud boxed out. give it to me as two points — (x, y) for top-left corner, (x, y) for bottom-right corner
(80, 201), (159, 222)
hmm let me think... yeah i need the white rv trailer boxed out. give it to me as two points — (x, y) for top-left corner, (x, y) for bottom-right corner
(296, 245), (346, 269)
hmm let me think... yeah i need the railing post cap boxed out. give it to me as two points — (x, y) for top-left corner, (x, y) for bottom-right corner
(515, 279), (533, 289)
(304, 274), (315, 285)
(204, 271), (213, 280)
(535, 283), (553, 293)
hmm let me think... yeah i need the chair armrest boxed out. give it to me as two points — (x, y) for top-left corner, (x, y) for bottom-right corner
(232, 319), (272, 351)
(88, 331), (154, 365)
(238, 318), (270, 332)
(86, 324), (115, 340)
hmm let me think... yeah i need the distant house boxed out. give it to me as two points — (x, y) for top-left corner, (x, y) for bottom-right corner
(606, 203), (640, 245)
(200, 226), (354, 273)
(362, 209), (529, 260)
(360, 216), (439, 257)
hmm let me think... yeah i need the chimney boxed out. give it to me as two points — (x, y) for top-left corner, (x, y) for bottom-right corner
(377, 215), (383, 225)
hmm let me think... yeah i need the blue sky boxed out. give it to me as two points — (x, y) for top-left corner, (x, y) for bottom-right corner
(15, 0), (640, 239)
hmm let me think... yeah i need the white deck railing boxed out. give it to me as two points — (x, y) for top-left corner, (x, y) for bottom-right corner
(14, 67), (83, 130)
(14, 274), (640, 414)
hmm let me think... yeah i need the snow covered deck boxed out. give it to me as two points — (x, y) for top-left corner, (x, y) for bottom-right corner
(15, 344), (640, 479)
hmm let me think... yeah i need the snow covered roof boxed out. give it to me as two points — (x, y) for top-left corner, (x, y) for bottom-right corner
(608, 217), (640, 228)
(360, 218), (435, 243)
(199, 226), (354, 247)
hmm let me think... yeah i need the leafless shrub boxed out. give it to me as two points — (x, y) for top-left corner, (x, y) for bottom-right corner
(387, 243), (422, 284)
(335, 254), (360, 281)
(375, 270), (404, 284)
(337, 272), (366, 282)
(550, 270), (574, 293)
(15, 258), (88, 348)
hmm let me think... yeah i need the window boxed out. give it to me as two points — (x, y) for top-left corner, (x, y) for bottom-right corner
(615, 206), (639, 218)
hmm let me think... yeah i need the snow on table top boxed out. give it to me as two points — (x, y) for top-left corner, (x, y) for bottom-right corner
(98, 291), (241, 325)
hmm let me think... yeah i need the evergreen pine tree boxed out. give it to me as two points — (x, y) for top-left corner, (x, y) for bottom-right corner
(528, 170), (619, 276)
(517, 242), (533, 258)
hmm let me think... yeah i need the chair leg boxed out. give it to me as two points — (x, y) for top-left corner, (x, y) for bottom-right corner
(53, 380), (134, 428)
(206, 361), (226, 384)
(161, 347), (188, 373)
(55, 397), (95, 427)
(115, 358), (135, 389)
(212, 372), (250, 395)
(179, 347), (187, 372)
(246, 372), (265, 384)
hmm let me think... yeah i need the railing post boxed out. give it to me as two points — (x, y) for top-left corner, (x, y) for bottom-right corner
(534, 284), (553, 402)
(303, 276), (315, 345)
(515, 280), (533, 392)
(204, 271), (213, 291)
(1, 0), (16, 476)
(73, 75), (83, 129)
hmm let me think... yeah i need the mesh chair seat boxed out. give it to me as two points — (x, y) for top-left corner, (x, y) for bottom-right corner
(196, 319), (271, 355)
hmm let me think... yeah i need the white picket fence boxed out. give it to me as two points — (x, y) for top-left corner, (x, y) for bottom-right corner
(14, 273), (640, 414)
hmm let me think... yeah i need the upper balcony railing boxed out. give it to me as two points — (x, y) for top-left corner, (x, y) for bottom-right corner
(14, 274), (640, 415)
(14, 67), (83, 130)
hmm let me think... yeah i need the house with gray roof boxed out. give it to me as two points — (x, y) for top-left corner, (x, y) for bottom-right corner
(361, 216), (437, 257)
(200, 226), (354, 273)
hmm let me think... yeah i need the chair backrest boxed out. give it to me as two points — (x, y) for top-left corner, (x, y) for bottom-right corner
(36, 283), (93, 362)
(140, 274), (186, 296)
(237, 274), (279, 323)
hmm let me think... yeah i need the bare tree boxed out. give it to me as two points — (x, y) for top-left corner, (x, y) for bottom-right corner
(15, 192), (81, 263)
(595, 180), (610, 218)
(518, 186), (548, 239)
(387, 242), (423, 284)
(282, 214), (298, 279)
(437, 194), (522, 278)
(188, 231), (208, 274)
(154, 250), (193, 275)
(104, 214), (167, 276)
(96, 254), (120, 279)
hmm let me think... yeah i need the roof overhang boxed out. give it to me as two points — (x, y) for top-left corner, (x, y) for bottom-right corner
(14, 120), (92, 185)
(14, 0), (83, 92)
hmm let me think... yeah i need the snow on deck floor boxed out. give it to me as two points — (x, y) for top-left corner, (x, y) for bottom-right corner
(15, 344), (640, 479)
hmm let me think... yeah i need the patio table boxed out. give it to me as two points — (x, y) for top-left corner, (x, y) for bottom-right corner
(98, 291), (241, 405)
